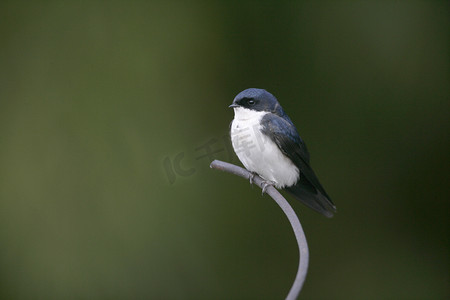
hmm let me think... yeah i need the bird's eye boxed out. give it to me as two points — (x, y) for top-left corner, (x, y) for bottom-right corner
(248, 100), (255, 105)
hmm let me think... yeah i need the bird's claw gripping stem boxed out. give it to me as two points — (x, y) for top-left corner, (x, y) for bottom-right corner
(248, 172), (257, 185)
(261, 180), (275, 195)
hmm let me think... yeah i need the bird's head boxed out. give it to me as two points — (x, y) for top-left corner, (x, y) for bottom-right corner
(229, 88), (284, 116)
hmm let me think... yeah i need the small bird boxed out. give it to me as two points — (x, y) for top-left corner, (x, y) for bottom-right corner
(229, 88), (336, 217)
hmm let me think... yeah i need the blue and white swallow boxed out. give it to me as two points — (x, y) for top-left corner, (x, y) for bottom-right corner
(229, 88), (336, 217)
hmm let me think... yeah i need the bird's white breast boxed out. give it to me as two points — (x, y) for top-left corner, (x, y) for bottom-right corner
(230, 107), (299, 188)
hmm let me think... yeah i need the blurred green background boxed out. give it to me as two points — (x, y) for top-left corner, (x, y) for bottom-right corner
(1, 1), (448, 299)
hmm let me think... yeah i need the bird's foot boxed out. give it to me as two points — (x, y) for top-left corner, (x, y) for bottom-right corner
(248, 172), (258, 185)
(261, 180), (276, 195)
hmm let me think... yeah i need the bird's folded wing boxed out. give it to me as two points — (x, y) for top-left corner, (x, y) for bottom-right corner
(260, 113), (336, 214)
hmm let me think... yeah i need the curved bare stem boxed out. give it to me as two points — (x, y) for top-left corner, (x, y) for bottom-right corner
(210, 159), (309, 300)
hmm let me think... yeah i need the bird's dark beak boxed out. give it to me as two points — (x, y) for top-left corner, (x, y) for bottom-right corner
(229, 103), (239, 108)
